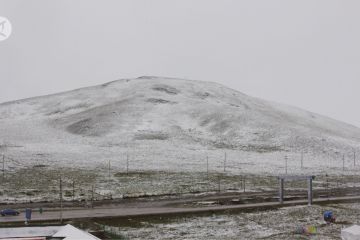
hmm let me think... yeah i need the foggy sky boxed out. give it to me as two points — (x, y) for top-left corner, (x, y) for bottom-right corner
(1, 0), (360, 127)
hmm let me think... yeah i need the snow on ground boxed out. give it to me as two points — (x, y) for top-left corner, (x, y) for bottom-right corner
(99, 203), (360, 240)
(0, 76), (360, 202)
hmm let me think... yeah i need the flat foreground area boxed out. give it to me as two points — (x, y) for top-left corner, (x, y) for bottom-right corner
(105, 202), (360, 240)
(1, 195), (360, 224)
(2, 196), (359, 239)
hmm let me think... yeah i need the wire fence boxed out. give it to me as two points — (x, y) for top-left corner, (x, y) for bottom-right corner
(1, 150), (360, 207)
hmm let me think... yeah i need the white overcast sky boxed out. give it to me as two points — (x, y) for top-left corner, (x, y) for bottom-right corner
(1, 0), (360, 127)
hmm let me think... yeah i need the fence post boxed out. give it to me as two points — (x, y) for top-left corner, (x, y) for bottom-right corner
(207, 156), (209, 180)
(218, 175), (221, 192)
(72, 180), (75, 202)
(91, 185), (94, 208)
(59, 176), (63, 223)
(243, 176), (246, 193)
(307, 177), (313, 206)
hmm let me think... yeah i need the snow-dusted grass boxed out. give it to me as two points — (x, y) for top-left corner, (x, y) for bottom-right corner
(98, 203), (360, 239)
(1, 155), (359, 203)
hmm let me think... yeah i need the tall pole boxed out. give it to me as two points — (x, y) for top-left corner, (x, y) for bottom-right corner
(218, 175), (221, 192)
(343, 154), (345, 172)
(243, 176), (246, 192)
(308, 177), (313, 206)
(126, 154), (129, 175)
(91, 185), (94, 208)
(206, 155), (209, 180)
(59, 176), (63, 223)
(279, 178), (284, 204)
(354, 151), (356, 167)
(73, 180), (75, 202)
(224, 152), (227, 172)
(108, 159), (111, 181)
(301, 151), (304, 169)
(326, 174), (329, 199)
(2, 155), (4, 179)
(285, 156), (288, 175)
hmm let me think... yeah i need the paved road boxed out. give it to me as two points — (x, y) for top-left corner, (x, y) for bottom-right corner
(1, 195), (360, 223)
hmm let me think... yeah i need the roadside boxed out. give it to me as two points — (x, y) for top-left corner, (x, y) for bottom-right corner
(2, 193), (360, 225)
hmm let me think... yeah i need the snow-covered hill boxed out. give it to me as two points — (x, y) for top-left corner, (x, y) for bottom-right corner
(0, 76), (359, 176)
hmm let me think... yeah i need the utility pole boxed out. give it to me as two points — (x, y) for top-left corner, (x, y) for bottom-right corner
(91, 185), (94, 208)
(126, 154), (129, 175)
(72, 180), (75, 202)
(218, 175), (221, 192)
(108, 159), (111, 181)
(343, 154), (345, 172)
(285, 155), (288, 175)
(354, 151), (356, 167)
(206, 155), (209, 180)
(243, 176), (246, 192)
(224, 152), (227, 172)
(327, 175), (330, 199)
(2, 155), (4, 180)
(301, 151), (304, 169)
(59, 176), (63, 223)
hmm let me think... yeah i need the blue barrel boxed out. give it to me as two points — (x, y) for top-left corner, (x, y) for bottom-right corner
(324, 211), (333, 221)
(324, 211), (332, 218)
